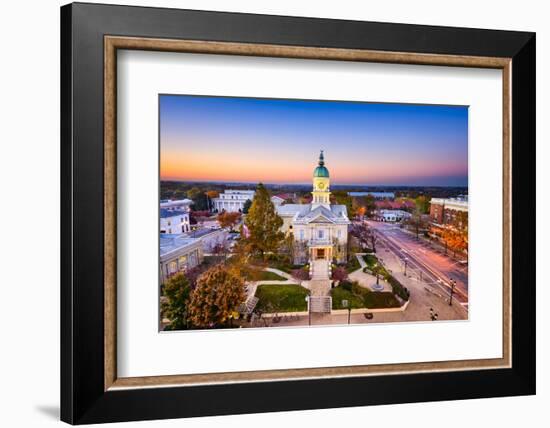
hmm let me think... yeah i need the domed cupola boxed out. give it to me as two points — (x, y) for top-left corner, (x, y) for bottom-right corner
(311, 150), (331, 208)
(313, 150), (330, 178)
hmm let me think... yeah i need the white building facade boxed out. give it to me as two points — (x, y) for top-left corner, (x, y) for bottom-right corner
(276, 151), (350, 279)
(374, 209), (412, 222)
(212, 190), (255, 213)
(159, 199), (192, 234)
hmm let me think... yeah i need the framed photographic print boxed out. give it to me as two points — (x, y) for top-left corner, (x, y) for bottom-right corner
(61, 2), (536, 424)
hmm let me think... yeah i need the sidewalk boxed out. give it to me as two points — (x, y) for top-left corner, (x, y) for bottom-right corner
(373, 242), (467, 321)
(349, 254), (392, 292)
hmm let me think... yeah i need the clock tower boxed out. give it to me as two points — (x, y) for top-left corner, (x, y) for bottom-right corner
(311, 150), (331, 208)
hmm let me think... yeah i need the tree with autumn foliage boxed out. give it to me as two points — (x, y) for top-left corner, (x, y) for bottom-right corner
(440, 227), (468, 257)
(217, 211), (241, 230)
(162, 273), (192, 330)
(187, 264), (246, 328)
(242, 183), (284, 260)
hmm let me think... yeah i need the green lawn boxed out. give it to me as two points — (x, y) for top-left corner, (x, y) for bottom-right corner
(331, 283), (401, 310)
(363, 254), (390, 277)
(331, 287), (364, 309)
(344, 255), (362, 273)
(257, 270), (286, 281)
(255, 284), (310, 313)
(363, 254), (378, 269)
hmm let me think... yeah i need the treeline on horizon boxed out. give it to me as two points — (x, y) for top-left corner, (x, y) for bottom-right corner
(160, 180), (467, 211)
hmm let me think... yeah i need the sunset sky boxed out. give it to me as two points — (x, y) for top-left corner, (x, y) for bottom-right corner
(160, 95), (468, 186)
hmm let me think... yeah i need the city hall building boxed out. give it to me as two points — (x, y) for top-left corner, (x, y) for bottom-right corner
(276, 151), (350, 279)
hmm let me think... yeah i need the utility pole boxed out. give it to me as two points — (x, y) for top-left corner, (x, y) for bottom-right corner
(305, 296), (311, 326)
(449, 278), (456, 306)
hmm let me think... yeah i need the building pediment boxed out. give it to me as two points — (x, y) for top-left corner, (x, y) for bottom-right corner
(308, 216), (334, 224)
(304, 210), (337, 224)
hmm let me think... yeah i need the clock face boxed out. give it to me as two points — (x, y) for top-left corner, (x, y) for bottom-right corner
(318, 182), (324, 189)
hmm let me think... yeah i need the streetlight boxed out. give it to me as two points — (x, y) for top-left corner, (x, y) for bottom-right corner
(342, 299), (351, 324)
(403, 257), (408, 276)
(373, 263), (380, 285)
(449, 278), (456, 306)
(305, 296), (311, 326)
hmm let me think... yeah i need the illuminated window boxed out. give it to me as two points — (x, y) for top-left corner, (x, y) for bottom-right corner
(178, 255), (188, 270)
(168, 261), (177, 274)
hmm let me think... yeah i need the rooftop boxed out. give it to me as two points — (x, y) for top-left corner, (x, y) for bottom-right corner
(160, 199), (192, 208)
(276, 203), (349, 224)
(159, 234), (201, 257)
(160, 208), (190, 218)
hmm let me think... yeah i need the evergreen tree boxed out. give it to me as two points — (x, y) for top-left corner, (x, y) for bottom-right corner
(244, 183), (284, 260)
(332, 190), (353, 215)
(187, 187), (208, 211)
(242, 198), (252, 214)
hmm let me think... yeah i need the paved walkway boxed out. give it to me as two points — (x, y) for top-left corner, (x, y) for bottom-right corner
(311, 259), (330, 279)
(304, 279), (331, 296)
(355, 253), (367, 269)
(349, 253), (391, 292)
(264, 267), (294, 281)
(349, 269), (392, 293)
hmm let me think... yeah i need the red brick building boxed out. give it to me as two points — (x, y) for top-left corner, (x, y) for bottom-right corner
(429, 196), (469, 230)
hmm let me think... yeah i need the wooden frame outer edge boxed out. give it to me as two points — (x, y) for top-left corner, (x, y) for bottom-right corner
(104, 37), (117, 390)
(103, 36), (512, 391)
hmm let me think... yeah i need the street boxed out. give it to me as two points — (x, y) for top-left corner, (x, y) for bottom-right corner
(366, 220), (469, 308)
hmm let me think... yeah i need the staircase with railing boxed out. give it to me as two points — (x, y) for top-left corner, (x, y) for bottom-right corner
(308, 296), (332, 313)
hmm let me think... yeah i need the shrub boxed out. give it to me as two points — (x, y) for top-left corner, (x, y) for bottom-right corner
(350, 280), (365, 295)
(340, 280), (353, 292)
(363, 292), (401, 308)
(332, 266), (349, 282)
(387, 275), (410, 301)
(344, 256), (361, 273)
(291, 267), (310, 281)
